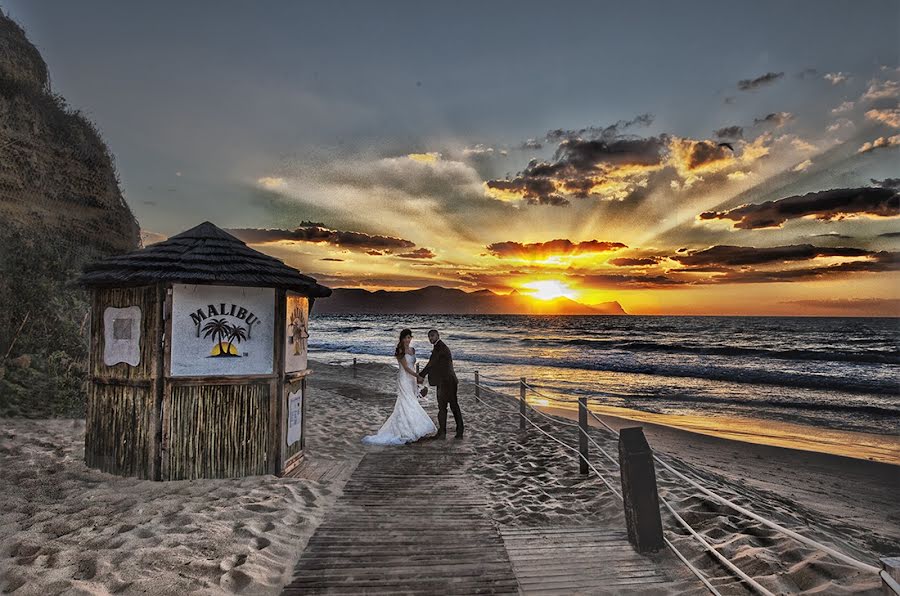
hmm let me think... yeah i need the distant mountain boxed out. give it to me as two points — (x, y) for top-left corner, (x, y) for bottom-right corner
(315, 285), (627, 315)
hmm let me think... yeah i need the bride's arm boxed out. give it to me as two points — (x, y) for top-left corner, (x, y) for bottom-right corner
(397, 356), (417, 377)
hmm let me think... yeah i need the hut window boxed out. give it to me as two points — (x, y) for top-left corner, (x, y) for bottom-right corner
(103, 306), (142, 366)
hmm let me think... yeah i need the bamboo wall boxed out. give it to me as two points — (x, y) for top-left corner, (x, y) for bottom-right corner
(84, 383), (155, 477)
(85, 285), (161, 479)
(163, 383), (270, 480)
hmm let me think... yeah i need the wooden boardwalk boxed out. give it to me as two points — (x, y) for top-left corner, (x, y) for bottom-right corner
(501, 527), (686, 595)
(282, 441), (520, 595)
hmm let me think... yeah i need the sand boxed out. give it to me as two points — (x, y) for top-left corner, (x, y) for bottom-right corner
(1, 358), (897, 595)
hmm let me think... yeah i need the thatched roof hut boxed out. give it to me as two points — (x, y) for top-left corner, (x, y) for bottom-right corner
(80, 221), (331, 299)
(79, 221), (331, 481)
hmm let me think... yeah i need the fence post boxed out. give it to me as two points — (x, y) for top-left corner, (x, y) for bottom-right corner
(882, 558), (900, 595)
(618, 427), (664, 553)
(352, 357), (357, 378)
(578, 397), (589, 475)
(519, 377), (527, 430)
(474, 371), (480, 398)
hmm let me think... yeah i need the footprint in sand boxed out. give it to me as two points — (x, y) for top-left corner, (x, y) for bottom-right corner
(249, 536), (271, 550)
(219, 553), (247, 571)
(244, 503), (277, 514)
(220, 568), (252, 593)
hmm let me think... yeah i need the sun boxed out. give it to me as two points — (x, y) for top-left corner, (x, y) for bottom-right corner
(521, 280), (578, 301)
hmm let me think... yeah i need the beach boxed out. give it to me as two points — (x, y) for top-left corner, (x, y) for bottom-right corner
(1, 358), (897, 595)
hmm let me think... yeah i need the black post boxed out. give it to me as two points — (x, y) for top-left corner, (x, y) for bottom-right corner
(352, 357), (357, 378)
(578, 397), (588, 475)
(519, 377), (527, 430)
(474, 371), (480, 398)
(618, 427), (664, 553)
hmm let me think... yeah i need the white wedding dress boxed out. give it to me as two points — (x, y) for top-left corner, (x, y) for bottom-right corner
(362, 352), (437, 445)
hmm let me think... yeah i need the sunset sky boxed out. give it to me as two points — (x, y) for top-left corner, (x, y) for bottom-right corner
(7, 0), (899, 315)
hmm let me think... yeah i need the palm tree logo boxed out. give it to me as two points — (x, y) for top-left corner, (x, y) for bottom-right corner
(202, 318), (243, 358)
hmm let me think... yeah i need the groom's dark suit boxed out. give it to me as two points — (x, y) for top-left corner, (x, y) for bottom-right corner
(419, 339), (463, 437)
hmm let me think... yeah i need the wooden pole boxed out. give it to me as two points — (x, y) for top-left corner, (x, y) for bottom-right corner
(578, 397), (588, 475)
(519, 377), (527, 430)
(618, 427), (664, 553)
(882, 557), (900, 595)
(352, 357), (357, 378)
(474, 371), (480, 398)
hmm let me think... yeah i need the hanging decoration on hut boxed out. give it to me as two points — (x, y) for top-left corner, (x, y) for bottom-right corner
(102, 306), (142, 366)
(285, 293), (309, 373)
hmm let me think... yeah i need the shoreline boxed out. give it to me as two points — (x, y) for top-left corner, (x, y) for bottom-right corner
(535, 400), (900, 465)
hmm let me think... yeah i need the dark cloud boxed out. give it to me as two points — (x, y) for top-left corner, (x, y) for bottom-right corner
(779, 298), (900, 313)
(806, 232), (855, 240)
(702, 254), (899, 283)
(879, 232), (900, 238)
(872, 178), (900, 189)
(608, 257), (662, 267)
(366, 249), (384, 255)
(753, 112), (793, 127)
(737, 71), (784, 91)
(699, 187), (900, 229)
(545, 113), (654, 143)
(396, 248), (436, 259)
(574, 273), (686, 288)
(485, 135), (668, 205)
(672, 244), (874, 267)
(673, 139), (733, 169)
(486, 239), (627, 259)
(320, 257), (344, 262)
(714, 126), (744, 140)
(228, 223), (416, 251)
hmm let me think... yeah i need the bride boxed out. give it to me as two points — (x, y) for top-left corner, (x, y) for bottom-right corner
(362, 329), (437, 445)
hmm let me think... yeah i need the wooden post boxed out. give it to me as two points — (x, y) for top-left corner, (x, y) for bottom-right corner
(578, 397), (588, 475)
(352, 357), (357, 378)
(474, 371), (480, 398)
(519, 377), (527, 430)
(618, 427), (664, 553)
(882, 557), (900, 595)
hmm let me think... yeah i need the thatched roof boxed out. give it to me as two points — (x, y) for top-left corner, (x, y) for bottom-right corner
(79, 222), (332, 297)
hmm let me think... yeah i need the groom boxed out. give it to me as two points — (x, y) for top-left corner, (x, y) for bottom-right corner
(418, 329), (464, 439)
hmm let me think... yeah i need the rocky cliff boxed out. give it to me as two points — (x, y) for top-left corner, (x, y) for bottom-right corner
(0, 11), (140, 416)
(0, 11), (140, 255)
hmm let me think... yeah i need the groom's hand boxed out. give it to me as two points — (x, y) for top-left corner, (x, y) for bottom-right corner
(416, 375), (425, 384)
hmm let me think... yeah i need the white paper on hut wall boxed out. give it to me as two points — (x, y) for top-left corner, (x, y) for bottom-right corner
(170, 284), (275, 377)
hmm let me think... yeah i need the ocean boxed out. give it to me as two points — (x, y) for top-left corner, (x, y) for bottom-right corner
(308, 314), (900, 437)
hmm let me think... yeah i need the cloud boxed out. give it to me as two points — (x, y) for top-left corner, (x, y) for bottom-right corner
(462, 144), (507, 158)
(862, 79), (900, 101)
(858, 135), (900, 153)
(753, 112), (793, 128)
(521, 139), (543, 150)
(827, 118), (854, 133)
(865, 108), (900, 128)
(320, 257), (344, 262)
(714, 126), (744, 140)
(672, 244), (875, 267)
(824, 72), (849, 85)
(880, 232), (900, 238)
(545, 113), (654, 143)
(695, 254), (900, 284)
(608, 256), (662, 267)
(792, 159), (813, 172)
(257, 176), (286, 189)
(737, 72), (784, 91)
(831, 101), (855, 114)
(486, 239), (627, 259)
(872, 178), (900, 189)
(228, 222), (417, 251)
(396, 248), (436, 259)
(699, 187), (900, 229)
(669, 138), (733, 171)
(485, 135), (668, 204)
